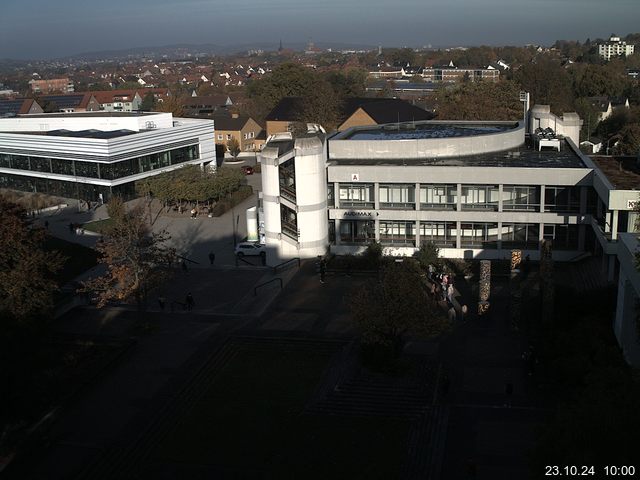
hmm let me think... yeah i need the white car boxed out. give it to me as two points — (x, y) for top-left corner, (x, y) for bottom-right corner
(234, 242), (266, 257)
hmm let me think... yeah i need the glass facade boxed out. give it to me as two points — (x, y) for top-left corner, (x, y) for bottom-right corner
(460, 222), (499, 248)
(420, 184), (457, 210)
(501, 223), (540, 249)
(379, 221), (416, 246)
(543, 224), (579, 250)
(461, 185), (499, 210)
(0, 145), (198, 181)
(544, 186), (580, 212)
(280, 204), (298, 240)
(420, 221), (456, 248)
(502, 185), (539, 211)
(279, 158), (296, 202)
(0, 145), (199, 202)
(339, 184), (374, 209)
(340, 220), (374, 244)
(379, 184), (415, 209)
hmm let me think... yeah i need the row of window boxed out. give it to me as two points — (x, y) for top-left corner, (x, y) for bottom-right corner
(0, 172), (136, 202)
(332, 220), (580, 250)
(0, 145), (199, 181)
(216, 132), (256, 141)
(330, 184), (589, 212)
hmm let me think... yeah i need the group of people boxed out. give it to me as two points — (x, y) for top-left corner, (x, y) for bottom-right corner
(427, 264), (456, 304)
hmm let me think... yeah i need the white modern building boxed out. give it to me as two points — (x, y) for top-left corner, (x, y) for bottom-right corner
(598, 34), (635, 61)
(0, 112), (215, 201)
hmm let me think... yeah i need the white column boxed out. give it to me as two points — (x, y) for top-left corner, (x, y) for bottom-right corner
(612, 210), (619, 240)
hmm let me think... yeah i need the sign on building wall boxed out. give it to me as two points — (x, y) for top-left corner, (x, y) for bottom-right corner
(627, 200), (639, 210)
(351, 173), (360, 182)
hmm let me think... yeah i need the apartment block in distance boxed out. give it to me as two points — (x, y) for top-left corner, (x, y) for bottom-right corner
(29, 78), (74, 94)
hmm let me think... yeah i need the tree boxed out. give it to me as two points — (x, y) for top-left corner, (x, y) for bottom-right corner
(82, 197), (175, 310)
(350, 261), (449, 363)
(140, 91), (157, 112)
(436, 80), (523, 121)
(512, 58), (574, 114)
(0, 196), (64, 324)
(227, 137), (241, 158)
(154, 94), (186, 117)
(414, 241), (441, 270)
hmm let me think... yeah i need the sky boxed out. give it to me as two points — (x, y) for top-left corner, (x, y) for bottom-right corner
(1, 0), (639, 59)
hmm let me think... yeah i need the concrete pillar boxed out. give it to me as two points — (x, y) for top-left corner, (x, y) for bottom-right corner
(415, 220), (421, 247)
(540, 185), (545, 213)
(415, 183), (421, 211)
(456, 183), (462, 211)
(374, 183), (380, 210)
(605, 211), (612, 233)
(612, 210), (619, 240)
(334, 182), (340, 208)
(335, 219), (341, 245)
(497, 221), (503, 250)
(375, 219), (380, 242)
(455, 220), (461, 249)
(498, 184), (504, 213)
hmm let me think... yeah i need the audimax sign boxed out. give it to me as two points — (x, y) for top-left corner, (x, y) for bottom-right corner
(342, 211), (379, 218)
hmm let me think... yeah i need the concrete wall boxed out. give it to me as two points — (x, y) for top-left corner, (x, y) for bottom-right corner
(614, 233), (640, 367)
(529, 105), (582, 146)
(330, 121), (524, 160)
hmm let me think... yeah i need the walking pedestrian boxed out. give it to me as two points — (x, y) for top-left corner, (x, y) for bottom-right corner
(208, 251), (216, 265)
(447, 283), (455, 303)
(185, 292), (194, 311)
(504, 380), (513, 407)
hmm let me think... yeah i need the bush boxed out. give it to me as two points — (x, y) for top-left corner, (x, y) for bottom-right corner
(211, 185), (254, 217)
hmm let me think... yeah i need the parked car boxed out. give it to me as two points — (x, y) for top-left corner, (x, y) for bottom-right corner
(234, 242), (265, 257)
(241, 165), (254, 175)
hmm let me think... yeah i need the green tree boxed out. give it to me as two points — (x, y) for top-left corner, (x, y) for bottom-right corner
(82, 197), (175, 310)
(0, 196), (64, 324)
(512, 58), (574, 114)
(227, 137), (241, 158)
(436, 80), (523, 120)
(350, 261), (448, 363)
(414, 241), (441, 270)
(140, 91), (157, 111)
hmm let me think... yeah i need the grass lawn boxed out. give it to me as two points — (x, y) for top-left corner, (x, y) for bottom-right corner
(151, 344), (409, 478)
(43, 236), (98, 284)
(82, 217), (114, 234)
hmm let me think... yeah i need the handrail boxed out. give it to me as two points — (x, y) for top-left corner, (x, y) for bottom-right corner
(177, 254), (200, 265)
(273, 257), (300, 274)
(254, 277), (283, 296)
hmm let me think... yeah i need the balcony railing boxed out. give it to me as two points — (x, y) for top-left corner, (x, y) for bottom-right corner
(340, 201), (375, 209)
(379, 202), (416, 210)
(420, 203), (456, 210)
(280, 186), (296, 202)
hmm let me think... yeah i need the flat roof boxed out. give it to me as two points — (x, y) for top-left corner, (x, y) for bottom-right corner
(592, 156), (640, 190)
(330, 139), (587, 169)
(18, 129), (140, 139)
(335, 121), (517, 141)
(20, 112), (159, 119)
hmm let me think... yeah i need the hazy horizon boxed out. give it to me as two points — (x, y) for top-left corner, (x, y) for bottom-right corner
(1, 0), (639, 60)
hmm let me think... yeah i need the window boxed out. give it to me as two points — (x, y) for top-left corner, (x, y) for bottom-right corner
(461, 185), (499, 210)
(243, 133), (248, 140)
(379, 221), (416, 246)
(338, 183), (374, 208)
(503, 186), (539, 211)
(279, 158), (296, 202)
(502, 223), (539, 249)
(544, 186), (580, 212)
(543, 224), (579, 250)
(280, 205), (298, 239)
(340, 220), (374, 244)
(420, 221), (456, 248)
(460, 223), (498, 248)
(379, 184), (415, 209)
(327, 184), (334, 207)
(420, 184), (457, 210)
(226, 134), (232, 140)
(217, 134), (223, 140)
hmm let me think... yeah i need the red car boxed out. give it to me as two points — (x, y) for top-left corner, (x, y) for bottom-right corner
(241, 166), (254, 175)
